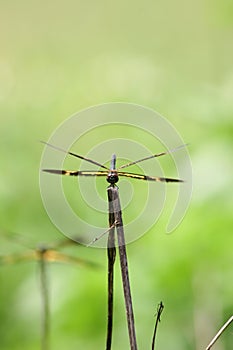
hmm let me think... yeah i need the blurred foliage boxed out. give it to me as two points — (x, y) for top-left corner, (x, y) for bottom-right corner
(0, 0), (233, 349)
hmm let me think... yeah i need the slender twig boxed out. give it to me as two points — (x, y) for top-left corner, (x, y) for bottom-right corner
(87, 221), (117, 247)
(205, 315), (233, 350)
(152, 302), (164, 350)
(85, 220), (117, 350)
(106, 191), (116, 350)
(39, 254), (50, 350)
(108, 186), (138, 350)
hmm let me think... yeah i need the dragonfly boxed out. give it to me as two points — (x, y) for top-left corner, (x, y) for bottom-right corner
(42, 141), (184, 350)
(41, 142), (184, 184)
(0, 230), (98, 350)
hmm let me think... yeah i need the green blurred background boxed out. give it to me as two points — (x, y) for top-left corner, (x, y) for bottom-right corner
(0, 1), (233, 349)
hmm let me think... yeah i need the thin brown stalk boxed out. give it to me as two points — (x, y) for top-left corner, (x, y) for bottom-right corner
(151, 302), (164, 350)
(205, 315), (233, 350)
(106, 191), (116, 350)
(39, 256), (50, 350)
(108, 186), (138, 350)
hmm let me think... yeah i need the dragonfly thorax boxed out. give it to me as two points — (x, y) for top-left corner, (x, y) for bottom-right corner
(36, 245), (49, 256)
(107, 171), (119, 185)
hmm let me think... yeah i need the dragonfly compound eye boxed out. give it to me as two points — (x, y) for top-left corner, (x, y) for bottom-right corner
(107, 172), (119, 184)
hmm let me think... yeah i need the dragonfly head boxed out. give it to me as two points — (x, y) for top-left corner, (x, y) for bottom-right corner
(107, 171), (119, 185)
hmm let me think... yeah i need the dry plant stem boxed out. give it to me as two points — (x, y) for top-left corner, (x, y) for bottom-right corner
(205, 315), (233, 350)
(108, 186), (138, 350)
(151, 302), (164, 350)
(106, 193), (116, 350)
(40, 257), (50, 350)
